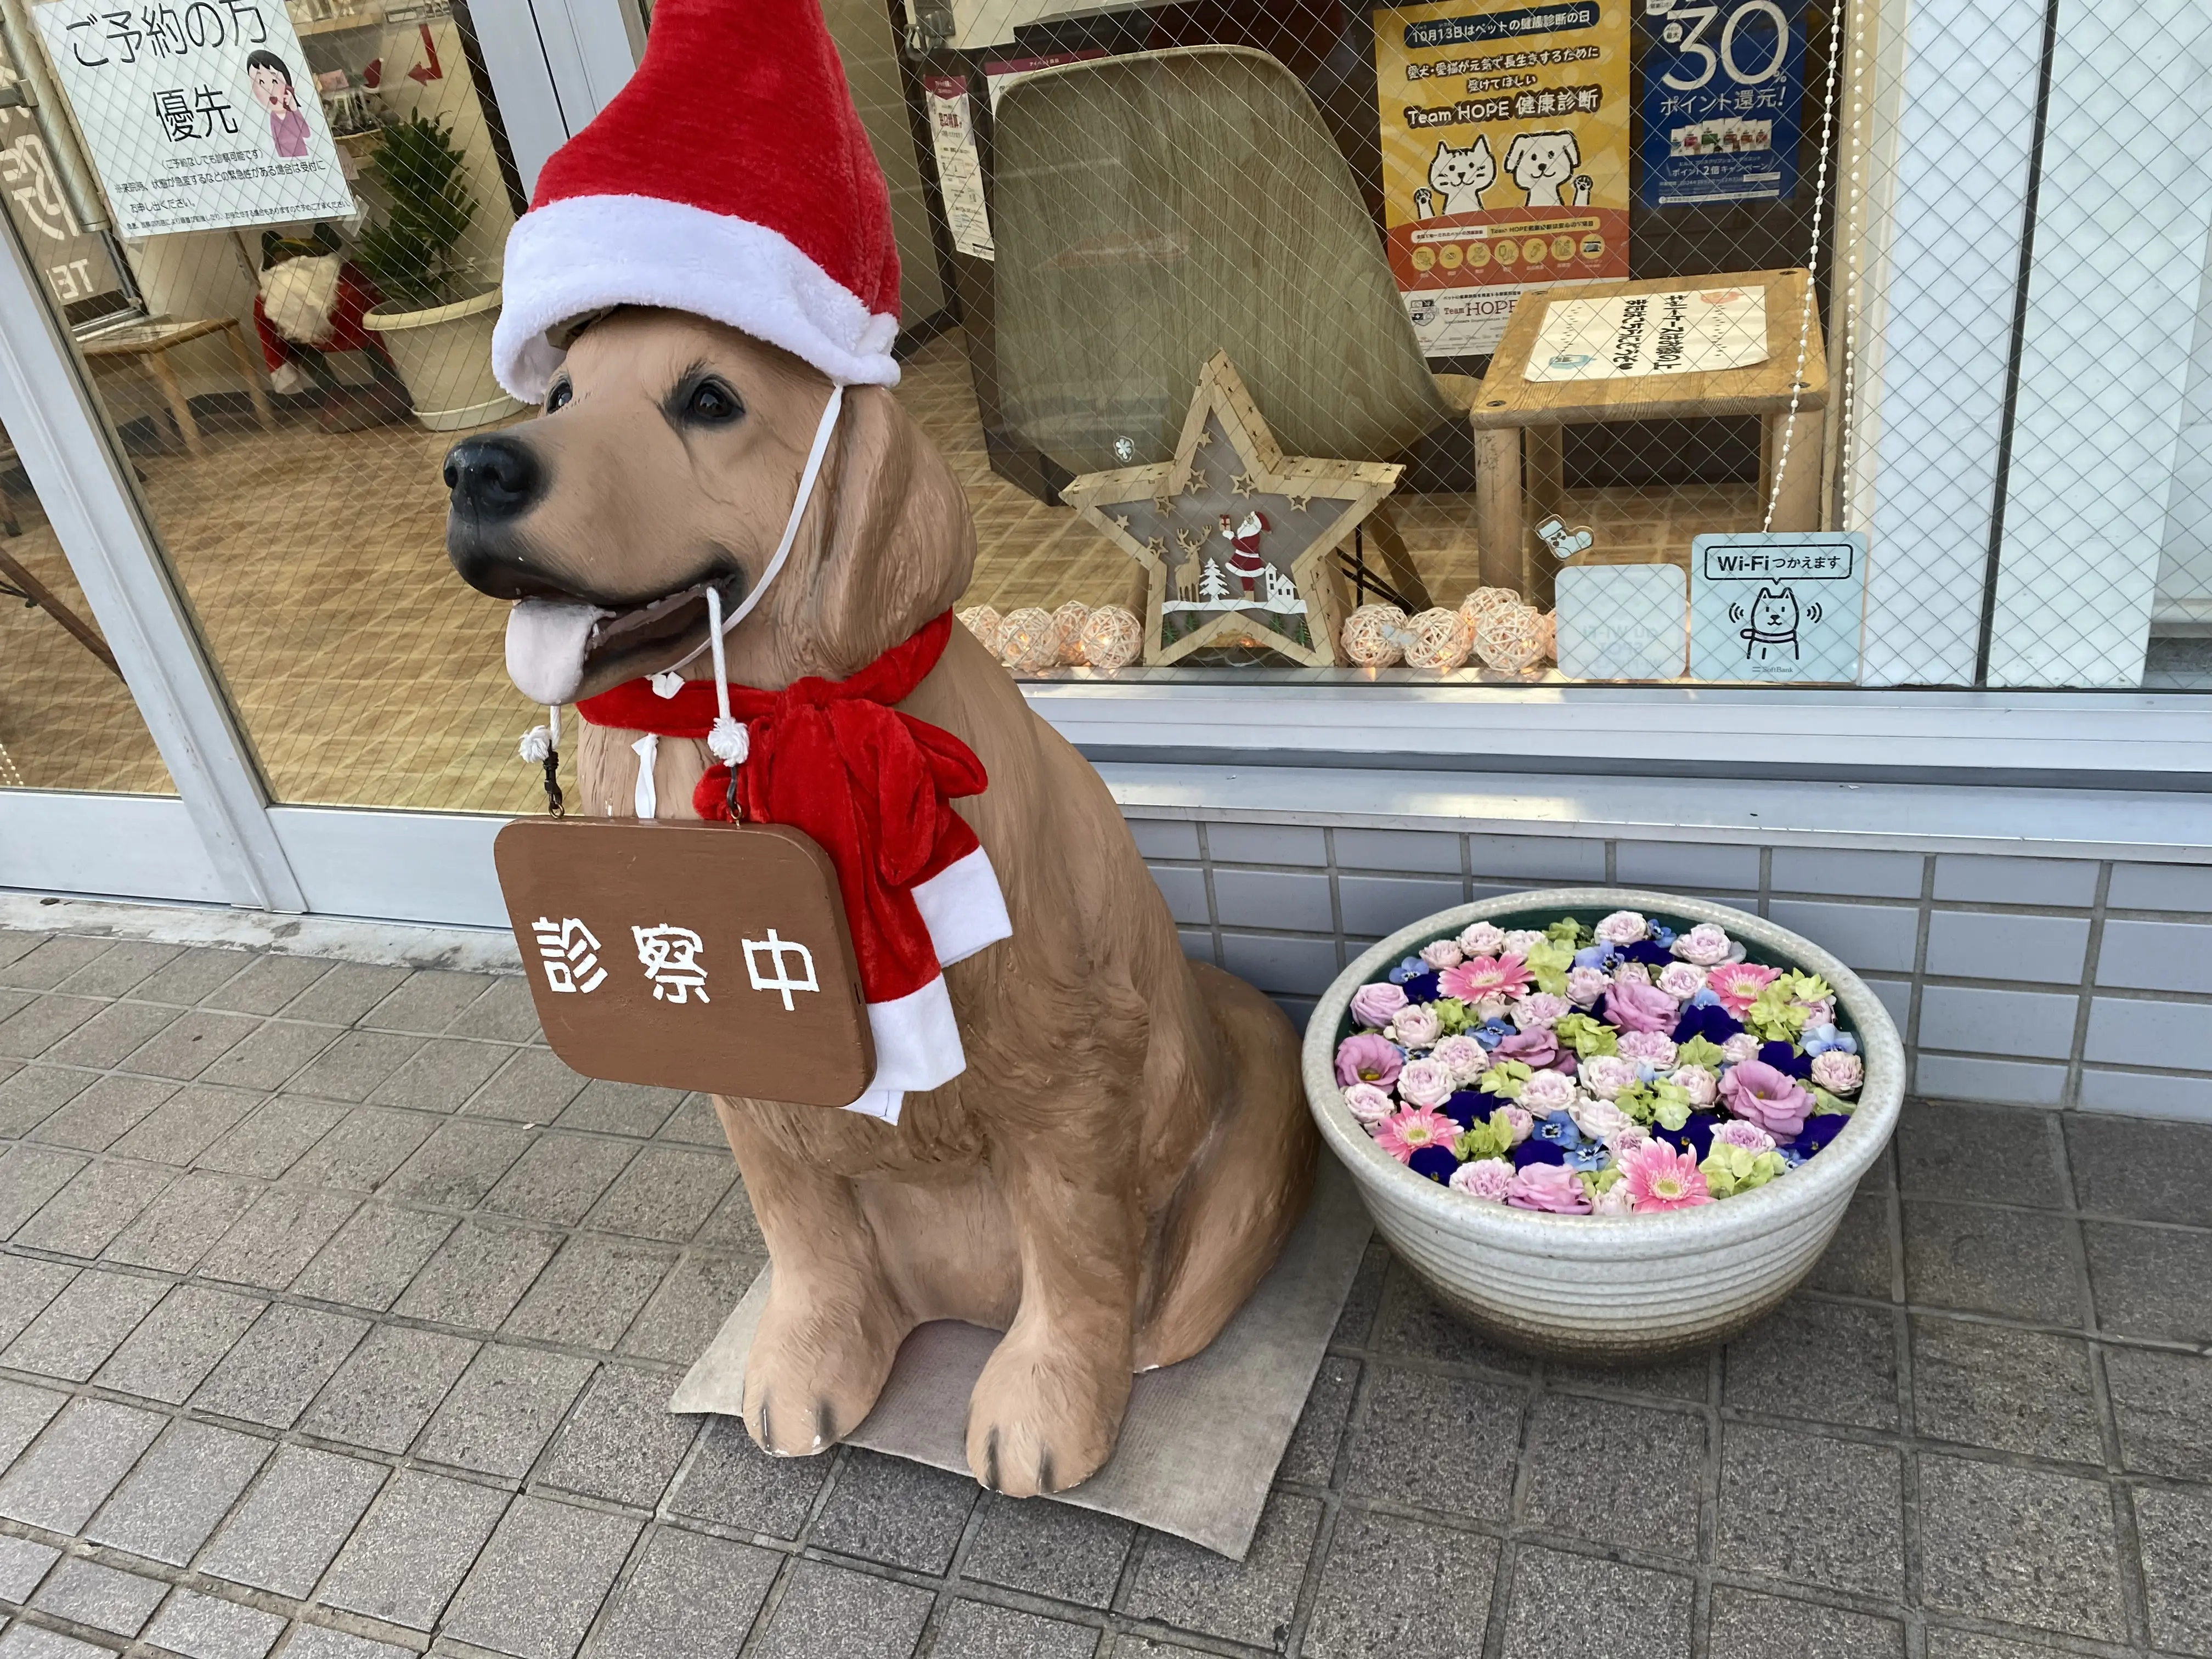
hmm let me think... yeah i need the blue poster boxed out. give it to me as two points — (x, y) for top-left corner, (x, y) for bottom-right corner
(1638, 0), (1806, 209)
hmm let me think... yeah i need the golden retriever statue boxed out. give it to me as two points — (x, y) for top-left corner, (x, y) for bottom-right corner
(445, 308), (1316, 1495)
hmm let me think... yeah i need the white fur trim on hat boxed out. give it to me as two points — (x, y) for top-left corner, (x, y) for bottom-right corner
(492, 193), (901, 399)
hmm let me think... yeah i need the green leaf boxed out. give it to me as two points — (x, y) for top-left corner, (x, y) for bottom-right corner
(352, 114), (479, 308)
(1811, 1086), (1856, 1116)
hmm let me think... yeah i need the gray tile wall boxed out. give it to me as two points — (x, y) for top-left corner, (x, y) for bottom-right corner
(1133, 822), (2212, 1122)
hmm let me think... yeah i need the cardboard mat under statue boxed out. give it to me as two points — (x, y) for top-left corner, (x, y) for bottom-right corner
(441, 0), (1322, 1506)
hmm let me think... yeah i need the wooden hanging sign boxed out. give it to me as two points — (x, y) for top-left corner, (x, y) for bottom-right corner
(493, 817), (874, 1107)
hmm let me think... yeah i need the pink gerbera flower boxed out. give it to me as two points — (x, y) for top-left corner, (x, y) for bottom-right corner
(1619, 1142), (1714, 1211)
(1440, 953), (1532, 1001)
(1706, 961), (1781, 1015)
(1374, 1107), (1460, 1165)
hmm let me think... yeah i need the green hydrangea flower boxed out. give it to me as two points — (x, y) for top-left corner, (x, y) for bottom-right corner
(1476, 1059), (1533, 1098)
(1701, 1143), (1787, 1197)
(1552, 1013), (1619, 1059)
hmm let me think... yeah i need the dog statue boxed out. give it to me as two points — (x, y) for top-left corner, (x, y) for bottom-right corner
(445, 302), (1316, 1494)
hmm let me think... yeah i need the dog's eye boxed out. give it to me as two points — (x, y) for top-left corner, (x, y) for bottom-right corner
(545, 379), (573, 414)
(685, 378), (742, 424)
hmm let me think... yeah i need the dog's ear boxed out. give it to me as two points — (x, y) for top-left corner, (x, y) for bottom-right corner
(1504, 133), (1532, 174)
(1561, 132), (1580, 169)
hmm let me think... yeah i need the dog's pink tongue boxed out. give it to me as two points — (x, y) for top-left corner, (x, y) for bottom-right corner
(505, 599), (611, 706)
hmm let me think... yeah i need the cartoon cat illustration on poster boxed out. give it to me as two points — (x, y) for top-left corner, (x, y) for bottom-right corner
(1413, 135), (1495, 217)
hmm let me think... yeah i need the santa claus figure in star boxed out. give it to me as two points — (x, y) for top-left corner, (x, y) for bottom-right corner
(1217, 509), (1268, 597)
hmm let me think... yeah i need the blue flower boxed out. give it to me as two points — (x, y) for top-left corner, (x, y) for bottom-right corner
(1689, 986), (1721, 1008)
(1408, 1144), (1462, 1184)
(1651, 924), (1677, 947)
(1445, 1089), (1511, 1127)
(1513, 1137), (1568, 1169)
(1387, 956), (1426, 986)
(1400, 969), (1442, 1004)
(1673, 1002), (1744, 1046)
(1572, 945), (1608, 970)
(1802, 1023), (1859, 1057)
(1560, 1141), (1609, 1172)
(1658, 1113), (1719, 1161)
(1535, 1109), (1587, 1147)
(1620, 939), (1673, 967)
(1472, 1018), (1515, 1049)
(1793, 1113), (1850, 1158)
(1759, 1040), (1812, 1080)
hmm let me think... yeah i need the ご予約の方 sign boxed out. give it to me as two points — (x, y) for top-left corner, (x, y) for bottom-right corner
(1689, 532), (1865, 683)
(1638, 0), (1806, 210)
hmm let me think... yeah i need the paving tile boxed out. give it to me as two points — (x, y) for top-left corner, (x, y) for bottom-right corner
(86, 1419), (269, 1564)
(0, 995), (104, 1060)
(277, 1628), (416, 1659)
(810, 1447), (978, 1573)
(196, 1184), (360, 1289)
(40, 1001), (182, 1071)
(2084, 1222), (2212, 1341)
(365, 1037), (510, 1113)
(50, 941), (182, 997)
(1279, 1354), (1358, 1486)
(390, 1219), (563, 1331)
(581, 1525), (781, 1659)
(101, 1169), (258, 1272)
(929, 1602), (1098, 1659)
(1330, 1238), (1389, 1347)
(1898, 1101), (2061, 1205)
(1124, 1491), (1322, 1650)
(0, 1255), (75, 1348)
(195, 1019), (342, 1091)
(1909, 1316), (2101, 1462)
(501, 1233), (676, 1349)
(0, 1064), (94, 1137)
(318, 1468), (510, 1630)
(581, 1146), (735, 1243)
(1707, 1589), (1901, 1659)
(360, 970), (499, 1036)
(1303, 1505), (1496, 1659)
(1, 1267), (166, 1380)
(665, 1414), (828, 1538)
(1901, 1202), (2084, 1324)
(692, 1180), (763, 1253)
(143, 1588), (288, 1659)
(2106, 1344), (2212, 1478)
(1365, 1259), (1532, 1374)
(1724, 1299), (1898, 1430)
(107, 1085), (263, 1164)
(1499, 1547), (1690, 1659)
(299, 1324), (478, 1453)
(196, 1446), (387, 1596)
(1544, 1346), (1717, 1404)
(30, 1556), (166, 1636)
(1520, 1393), (1703, 1558)
(194, 1096), (350, 1180)
(0, 1396), (167, 1531)
(1915, 1453), (2124, 1640)
(1717, 1423), (1904, 1597)
(0, 1622), (111, 1658)
(654, 1092), (725, 1146)
(444, 1495), (642, 1659)
(196, 951), (334, 1015)
(619, 1250), (759, 1364)
(467, 1049), (589, 1122)
(2066, 1113), (2212, 1225)
(444, 977), (542, 1042)
(0, 936), (109, 989)
(26, 1071), (177, 1148)
(539, 1364), (695, 1508)
(549, 1076), (687, 1136)
(289, 1204), (456, 1311)
(0, 1145), (89, 1237)
(961, 1493), (1133, 1607)
(272, 962), (409, 1026)
(129, 948), (255, 1006)
(381, 1118), (533, 1207)
(95, 1285), (266, 1405)
(13, 1159), (178, 1256)
(190, 1304), (368, 1428)
(118, 1009), (263, 1081)
(2135, 1484), (2212, 1657)
(283, 1031), (424, 1104)
(415, 1344), (596, 1477)
(752, 1557), (936, 1659)
(1342, 1365), (1523, 1519)
(482, 1132), (637, 1225)
(0, 1378), (67, 1466)
(0, 1533), (60, 1600)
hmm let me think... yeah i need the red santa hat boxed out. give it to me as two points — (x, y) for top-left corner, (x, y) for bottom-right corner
(490, 0), (902, 401)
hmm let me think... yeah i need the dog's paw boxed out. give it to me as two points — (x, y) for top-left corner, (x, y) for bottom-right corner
(965, 1325), (1131, 1497)
(742, 1281), (905, 1458)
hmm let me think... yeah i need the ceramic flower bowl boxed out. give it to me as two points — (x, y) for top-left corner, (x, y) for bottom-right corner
(1302, 888), (1903, 1361)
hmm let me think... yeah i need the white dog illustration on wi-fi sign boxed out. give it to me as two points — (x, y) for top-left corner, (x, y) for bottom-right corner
(1505, 129), (1594, 208)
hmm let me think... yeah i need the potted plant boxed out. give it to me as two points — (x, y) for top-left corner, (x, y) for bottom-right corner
(355, 114), (523, 432)
(1303, 888), (1903, 1360)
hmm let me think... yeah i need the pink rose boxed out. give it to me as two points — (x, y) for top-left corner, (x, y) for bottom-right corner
(1391, 1004), (1443, 1048)
(1432, 1034), (1488, 1082)
(1605, 978), (1680, 1035)
(1503, 929), (1547, 956)
(1449, 1158), (1514, 1201)
(1343, 1082), (1396, 1124)
(1518, 1069), (1577, 1114)
(1511, 992), (1572, 1030)
(1503, 1106), (1534, 1143)
(1712, 1119), (1776, 1153)
(1595, 909), (1649, 944)
(1419, 940), (1465, 971)
(1668, 1064), (1718, 1107)
(1810, 1050), (1864, 1094)
(1591, 1180), (1637, 1215)
(1612, 961), (1653, 986)
(1798, 998), (1836, 1030)
(1350, 981), (1408, 1028)
(1336, 1033), (1403, 1088)
(1396, 1057), (1457, 1109)
(1655, 962), (1706, 1001)
(1581, 1054), (1638, 1099)
(1457, 922), (1508, 957)
(1616, 1030), (1678, 1068)
(1719, 1059), (1814, 1139)
(1507, 1162), (1592, 1214)
(1496, 1028), (1560, 1069)
(1674, 923), (1734, 967)
(1565, 966), (1610, 1006)
(1707, 962), (1781, 1016)
(1612, 1124), (1656, 1159)
(1720, 1033), (1762, 1065)
(1472, 995), (1510, 1023)
(1570, 1096), (1632, 1142)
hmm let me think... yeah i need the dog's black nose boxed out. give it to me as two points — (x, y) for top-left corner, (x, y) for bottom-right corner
(444, 435), (544, 520)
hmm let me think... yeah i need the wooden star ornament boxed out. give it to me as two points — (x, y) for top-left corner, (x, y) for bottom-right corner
(1060, 352), (1403, 665)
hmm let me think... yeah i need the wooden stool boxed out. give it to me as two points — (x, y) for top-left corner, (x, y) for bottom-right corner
(1469, 268), (1829, 610)
(81, 317), (276, 458)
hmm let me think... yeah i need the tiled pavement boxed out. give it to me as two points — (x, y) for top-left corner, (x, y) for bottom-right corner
(2, 926), (2211, 1658)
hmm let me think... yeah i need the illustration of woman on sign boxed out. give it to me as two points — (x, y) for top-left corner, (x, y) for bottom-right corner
(246, 50), (311, 157)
